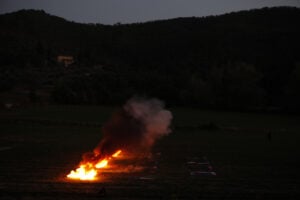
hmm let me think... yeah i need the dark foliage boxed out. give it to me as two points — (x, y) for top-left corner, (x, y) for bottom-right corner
(0, 7), (300, 111)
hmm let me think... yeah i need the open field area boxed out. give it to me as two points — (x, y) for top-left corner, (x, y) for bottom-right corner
(1, 105), (300, 199)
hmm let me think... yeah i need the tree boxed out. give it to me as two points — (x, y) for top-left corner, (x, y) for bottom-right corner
(285, 63), (300, 111)
(179, 74), (213, 107)
(209, 62), (266, 110)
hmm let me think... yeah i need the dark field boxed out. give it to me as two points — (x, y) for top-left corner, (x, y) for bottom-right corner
(1, 106), (300, 199)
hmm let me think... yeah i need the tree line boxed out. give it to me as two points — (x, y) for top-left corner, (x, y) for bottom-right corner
(0, 7), (300, 111)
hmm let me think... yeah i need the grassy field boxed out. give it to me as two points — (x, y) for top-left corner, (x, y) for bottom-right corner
(0, 105), (300, 199)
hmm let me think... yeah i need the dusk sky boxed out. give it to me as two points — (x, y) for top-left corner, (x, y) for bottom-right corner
(0, 0), (300, 24)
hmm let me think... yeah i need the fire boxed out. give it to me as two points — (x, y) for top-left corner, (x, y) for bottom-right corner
(95, 159), (108, 169)
(67, 150), (122, 181)
(112, 150), (122, 158)
(67, 163), (97, 180)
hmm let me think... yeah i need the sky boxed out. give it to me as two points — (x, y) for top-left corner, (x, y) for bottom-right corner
(0, 0), (300, 24)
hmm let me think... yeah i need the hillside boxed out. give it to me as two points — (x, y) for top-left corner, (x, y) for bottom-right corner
(0, 7), (300, 111)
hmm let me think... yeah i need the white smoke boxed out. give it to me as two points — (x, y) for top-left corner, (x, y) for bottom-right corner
(124, 97), (173, 147)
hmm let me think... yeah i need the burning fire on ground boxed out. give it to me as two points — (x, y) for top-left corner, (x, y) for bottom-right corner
(67, 150), (122, 181)
(66, 97), (172, 181)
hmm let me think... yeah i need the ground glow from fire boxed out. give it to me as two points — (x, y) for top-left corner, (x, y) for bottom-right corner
(66, 150), (122, 181)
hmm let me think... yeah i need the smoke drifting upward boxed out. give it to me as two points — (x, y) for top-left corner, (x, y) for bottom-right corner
(93, 97), (173, 158)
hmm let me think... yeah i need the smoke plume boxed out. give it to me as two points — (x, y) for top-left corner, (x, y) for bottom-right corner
(92, 97), (172, 159)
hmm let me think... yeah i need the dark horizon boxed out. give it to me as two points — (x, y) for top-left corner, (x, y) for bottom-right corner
(0, 0), (300, 24)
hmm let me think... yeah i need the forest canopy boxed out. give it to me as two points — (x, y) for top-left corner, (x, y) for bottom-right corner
(0, 7), (300, 111)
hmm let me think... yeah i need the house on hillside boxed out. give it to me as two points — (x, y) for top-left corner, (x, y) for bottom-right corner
(57, 55), (74, 67)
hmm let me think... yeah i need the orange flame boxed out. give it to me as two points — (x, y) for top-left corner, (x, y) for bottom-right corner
(67, 150), (122, 181)
(112, 150), (122, 158)
(95, 159), (108, 169)
(67, 163), (97, 180)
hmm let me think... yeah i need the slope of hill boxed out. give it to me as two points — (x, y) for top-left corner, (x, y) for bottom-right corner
(0, 7), (300, 110)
